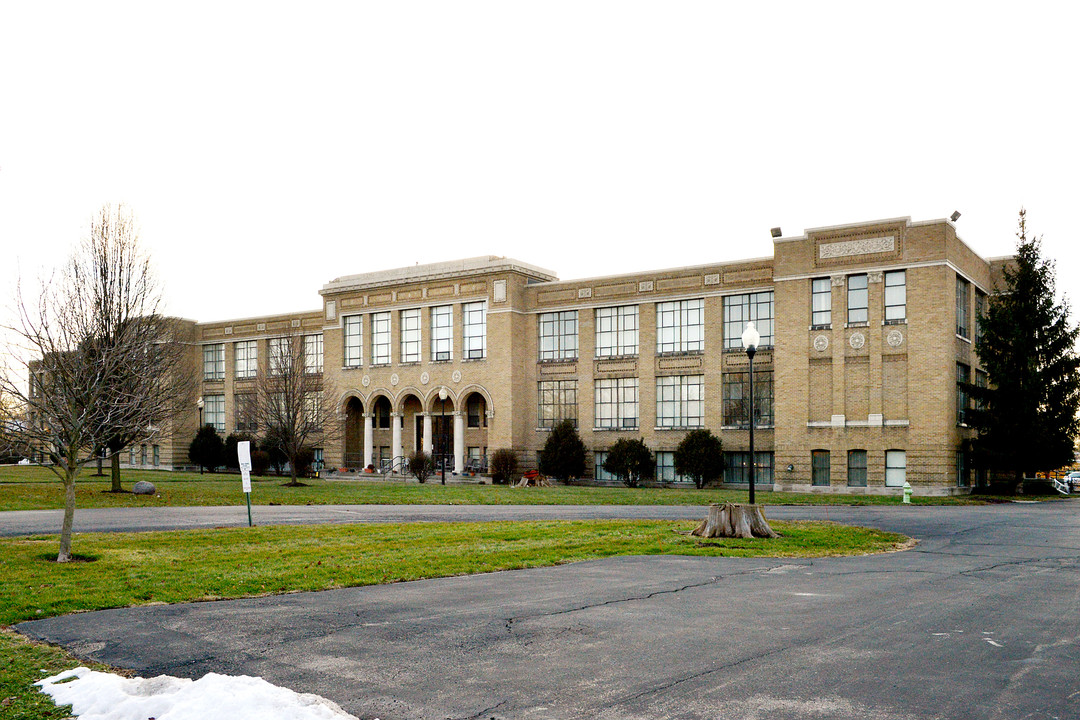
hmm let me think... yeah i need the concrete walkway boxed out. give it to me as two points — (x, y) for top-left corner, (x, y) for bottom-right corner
(15, 501), (1080, 719)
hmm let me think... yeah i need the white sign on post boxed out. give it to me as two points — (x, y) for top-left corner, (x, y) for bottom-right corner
(238, 440), (252, 493)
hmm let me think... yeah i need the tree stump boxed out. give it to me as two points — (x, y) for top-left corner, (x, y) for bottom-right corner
(691, 502), (779, 539)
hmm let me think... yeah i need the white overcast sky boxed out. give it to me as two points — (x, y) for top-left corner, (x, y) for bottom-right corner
(1, 2), (1078, 324)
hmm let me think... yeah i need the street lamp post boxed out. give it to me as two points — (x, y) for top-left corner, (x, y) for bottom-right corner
(196, 396), (205, 475)
(438, 387), (448, 485)
(741, 322), (760, 505)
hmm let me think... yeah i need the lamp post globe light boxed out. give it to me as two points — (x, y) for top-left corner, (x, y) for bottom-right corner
(741, 322), (760, 505)
(438, 387), (448, 485)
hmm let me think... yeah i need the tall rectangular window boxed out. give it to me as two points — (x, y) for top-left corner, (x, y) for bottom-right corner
(596, 305), (639, 357)
(656, 451), (688, 483)
(812, 450), (830, 486)
(885, 449), (906, 487)
(344, 315), (363, 367)
(152, 445), (160, 466)
(304, 334), (323, 374)
(234, 393), (257, 433)
(957, 448), (970, 487)
(371, 311), (391, 365)
(656, 375), (704, 428)
(658, 299), (705, 354)
(956, 276), (970, 338)
(203, 343), (225, 381)
(594, 377), (639, 430)
(722, 370), (774, 428)
(538, 379), (577, 428)
(538, 310), (578, 361)
(463, 301), (487, 359)
(974, 369), (988, 410)
(400, 309), (421, 363)
(974, 290), (986, 344)
(431, 305), (453, 361)
(235, 340), (257, 379)
(268, 337), (291, 376)
(847, 449), (868, 487)
(724, 292), (774, 349)
(847, 274), (868, 324)
(884, 270), (906, 323)
(204, 394), (225, 433)
(811, 278), (832, 327)
(956, 362), (970, 424)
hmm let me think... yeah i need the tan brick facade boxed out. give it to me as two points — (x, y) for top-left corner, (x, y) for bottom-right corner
(162, 216), (1008, 495)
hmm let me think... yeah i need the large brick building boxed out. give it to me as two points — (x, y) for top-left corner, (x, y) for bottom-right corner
(138, 215), (1010, 495)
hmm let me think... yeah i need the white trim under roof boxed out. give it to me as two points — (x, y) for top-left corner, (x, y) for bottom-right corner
(320, 256), (557, 295)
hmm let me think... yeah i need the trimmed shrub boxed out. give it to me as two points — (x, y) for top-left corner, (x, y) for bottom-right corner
(490, 448), (518, 484)
(539, 419), (586, 480)
(603, 438), (655, 488)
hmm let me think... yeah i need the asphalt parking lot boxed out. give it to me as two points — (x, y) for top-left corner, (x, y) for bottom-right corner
(16, 501), (1080, 720)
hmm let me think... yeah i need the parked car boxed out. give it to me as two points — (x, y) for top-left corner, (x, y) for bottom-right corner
(1066, 471), (1080, 493)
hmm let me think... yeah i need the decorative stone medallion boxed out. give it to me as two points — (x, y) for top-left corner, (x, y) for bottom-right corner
(420, 371), (430, 385)
(849, 332), (866, 349)
(361, 375), (370, 387)
(887, 329), (904, 347)
(390, 373), (399, 387)
(813, 335), (829, 352)
(452, 370), (462, 383)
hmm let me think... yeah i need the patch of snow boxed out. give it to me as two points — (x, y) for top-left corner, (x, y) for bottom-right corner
(36, 667), (360, 720)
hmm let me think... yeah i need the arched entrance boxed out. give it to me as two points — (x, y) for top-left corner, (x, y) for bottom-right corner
(462, 391), (490, 473)
(344, 396), (365, 470)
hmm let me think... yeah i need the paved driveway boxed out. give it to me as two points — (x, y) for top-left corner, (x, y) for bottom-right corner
(16, 501), (1080, 720)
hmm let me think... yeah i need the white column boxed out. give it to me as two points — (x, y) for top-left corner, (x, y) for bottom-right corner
(453, 411), (465, 475)
(363, 413), (374, 469)
(422, 413), (433, 454)
(391, 412), (403, 465)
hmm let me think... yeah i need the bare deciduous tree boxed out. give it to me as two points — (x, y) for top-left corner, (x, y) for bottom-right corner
(0, 204), (193, 561)
(250, 329), (338, 486)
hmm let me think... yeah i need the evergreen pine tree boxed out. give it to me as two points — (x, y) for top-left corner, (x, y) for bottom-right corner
(968, 209), (1080, 483)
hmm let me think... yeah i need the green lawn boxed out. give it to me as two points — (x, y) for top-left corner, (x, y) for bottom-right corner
(0, 517), (908, 717)
(0, 465), (1007, 511)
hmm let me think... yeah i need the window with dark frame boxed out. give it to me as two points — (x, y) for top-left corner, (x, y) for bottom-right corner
(658, 299), (705, 353)
(956, 276), (970, 338)
(538, 311), (578, 361)
(884, 270), (906, 323)
(847, 274), (868, 325)
(538, 379), (577, 428)
(847, 449), (867, 487)
(812, 450), (830, 486)
(596, 305), (639, 357)
(811, 278), (831, 328)
(724, 292), (774, 349)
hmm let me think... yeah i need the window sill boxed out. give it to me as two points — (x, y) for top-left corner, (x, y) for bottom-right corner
(341, 365), (363, 371)
(656, 350), (704, 358)
(593, 426), (640, 432)
(720, 425), (775, 430)
(596, 353), (639, 361)
(809, 324), (831, 331)
(463, 356), (487, 363)
(882, 319), (907, 326)
(723, 346), (773, 353)
(538, 358), (578, 364)
(956, 334), (972, 344)
(654, 425), (705, 431)
(845, 322), (869, 329)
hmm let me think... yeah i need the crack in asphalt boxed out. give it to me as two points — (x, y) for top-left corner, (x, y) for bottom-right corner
(611, 644), (791, 707)
(503, 565), (790, 635)
(448, 698), (508, 720)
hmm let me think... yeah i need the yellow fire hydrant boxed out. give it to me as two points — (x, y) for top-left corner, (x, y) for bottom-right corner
(902, 481), (912, 504)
